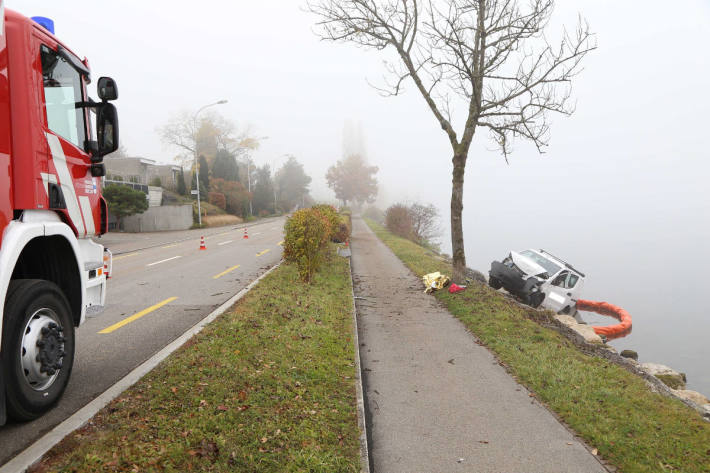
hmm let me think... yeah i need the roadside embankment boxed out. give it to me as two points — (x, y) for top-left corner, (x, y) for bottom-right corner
(29, 245), (361, 473)
(364, 218), (710, 473)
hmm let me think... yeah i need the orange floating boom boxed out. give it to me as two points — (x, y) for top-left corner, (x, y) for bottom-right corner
(576, 299), (632, 337)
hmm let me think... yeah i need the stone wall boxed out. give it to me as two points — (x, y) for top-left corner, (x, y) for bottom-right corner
(121, 205), (192, 232)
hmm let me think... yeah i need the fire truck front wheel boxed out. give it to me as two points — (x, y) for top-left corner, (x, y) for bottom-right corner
(1, 280), (76, 421)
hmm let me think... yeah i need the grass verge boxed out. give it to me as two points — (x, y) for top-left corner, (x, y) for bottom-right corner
(32, 246), (360, 473)
(365, 218), (710, 473)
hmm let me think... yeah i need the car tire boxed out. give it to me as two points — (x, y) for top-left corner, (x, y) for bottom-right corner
(488, 277), (503, 290)
(528, 292), (545, 308)
(1, 280), (75, 421)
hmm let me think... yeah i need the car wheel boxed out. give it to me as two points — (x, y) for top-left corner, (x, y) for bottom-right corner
(1, 280), (75, 421)
(528, 292), (545, 308)
(488, 277), (503, 290)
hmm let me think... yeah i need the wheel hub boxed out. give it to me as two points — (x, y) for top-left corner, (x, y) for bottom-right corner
(20, 309), (65, 391)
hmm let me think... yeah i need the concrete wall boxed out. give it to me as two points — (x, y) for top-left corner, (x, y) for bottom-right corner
(121, 205), (192, 232)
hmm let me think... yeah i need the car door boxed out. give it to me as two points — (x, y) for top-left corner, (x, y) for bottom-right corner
(543, 271), (571, 313)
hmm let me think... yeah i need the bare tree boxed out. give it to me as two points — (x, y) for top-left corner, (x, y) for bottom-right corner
(308, 0), (595, 282)
(159, 110), (240, 168)
(410, 203), (440, 244)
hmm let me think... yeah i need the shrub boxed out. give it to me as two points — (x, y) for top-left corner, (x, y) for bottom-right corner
(311, 204), (339, 238)
(363, 205), (384, 223)
(331, 214), (351, 243)
(208, 192), (227, 210)
(284, 208), (330, 282)
(385, 203), (414, 239)
(259, 209), (270, 217)
(149, 176), (162, 187)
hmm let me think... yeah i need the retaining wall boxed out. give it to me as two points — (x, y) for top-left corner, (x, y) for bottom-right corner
(120, 205), (192, 232)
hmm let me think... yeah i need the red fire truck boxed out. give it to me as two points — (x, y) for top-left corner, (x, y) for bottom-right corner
(0, 4), (118, 424)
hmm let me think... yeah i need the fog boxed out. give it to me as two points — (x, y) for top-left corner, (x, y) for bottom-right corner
(10, 0), (710, 393)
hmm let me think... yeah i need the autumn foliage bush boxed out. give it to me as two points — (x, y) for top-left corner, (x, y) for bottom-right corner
(208, 192), (226, 210)
(284, 208), (331, 282)
(385, 203), (414, 240)
(312, 204), (351, 243)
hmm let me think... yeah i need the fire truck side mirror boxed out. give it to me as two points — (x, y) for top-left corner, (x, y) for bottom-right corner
(95, 102), (119, 159)
(97, 77), (118, 101)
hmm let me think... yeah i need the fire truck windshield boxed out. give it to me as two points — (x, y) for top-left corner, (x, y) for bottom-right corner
(40, 45), (87, 149)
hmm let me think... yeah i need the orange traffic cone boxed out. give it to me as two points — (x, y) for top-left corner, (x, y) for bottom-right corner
(200, 236), (206, 250)
(243, 228), (249, 239)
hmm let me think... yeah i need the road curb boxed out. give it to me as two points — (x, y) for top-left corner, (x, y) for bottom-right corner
(0, 262), (282, 473)
(347, 256), (371, 473)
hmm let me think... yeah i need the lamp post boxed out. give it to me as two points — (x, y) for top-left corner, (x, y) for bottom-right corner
(193, 99), (227, 226)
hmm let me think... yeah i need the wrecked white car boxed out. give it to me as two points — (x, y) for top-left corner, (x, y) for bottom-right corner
(488, 249), (585, 314)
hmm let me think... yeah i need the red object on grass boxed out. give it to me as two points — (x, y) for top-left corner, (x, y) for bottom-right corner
(449, 283), (465, 293)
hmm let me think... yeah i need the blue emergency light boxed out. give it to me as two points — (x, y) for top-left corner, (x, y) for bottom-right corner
(31, 16), (55, 34)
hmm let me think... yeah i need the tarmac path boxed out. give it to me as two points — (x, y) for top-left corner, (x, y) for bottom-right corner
(350, 217), (608, 473)
(0, 218), (285, 466)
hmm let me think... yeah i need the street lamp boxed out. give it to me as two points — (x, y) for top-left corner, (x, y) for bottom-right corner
(193, 99), (228, 226)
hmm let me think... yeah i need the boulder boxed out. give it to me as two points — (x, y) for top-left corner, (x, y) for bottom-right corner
(465, 267), (487, 284)
(620, 350), (638, 361)
(671, 389), (710, 406)
(640, 363), (687, 390)
(553, 315), (602, 344)
(554, 314), (577, 327)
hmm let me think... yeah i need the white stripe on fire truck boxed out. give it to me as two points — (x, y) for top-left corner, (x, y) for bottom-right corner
(46, 133), (86, 236)
(40, 172), (58, 187)
(79, 196), (95, 235)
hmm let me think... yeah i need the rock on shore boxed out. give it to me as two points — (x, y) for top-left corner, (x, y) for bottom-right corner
(554, 314), (603, 344)
(640, 363), (687, 390)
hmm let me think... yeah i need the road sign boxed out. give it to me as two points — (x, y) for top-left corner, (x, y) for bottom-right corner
(191, 190), (198, 195)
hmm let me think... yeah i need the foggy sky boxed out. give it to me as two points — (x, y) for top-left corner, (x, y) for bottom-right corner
(9, 1), (710, 391)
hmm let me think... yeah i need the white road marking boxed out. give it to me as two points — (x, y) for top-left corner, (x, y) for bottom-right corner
(146, 256), (182, 267)
(218, 240), (233, 246)
(253, 232), (262, 236)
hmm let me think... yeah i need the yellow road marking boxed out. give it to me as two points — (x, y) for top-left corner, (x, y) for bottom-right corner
(162, 244), (178, 249)
(213, 264), (241, 279)
(277, 240), (284, 246)
(99, 297), (178, 334)
(256, 249), (270, 257)
(215, 231), (230, 236)
(112, 252), (137, 261)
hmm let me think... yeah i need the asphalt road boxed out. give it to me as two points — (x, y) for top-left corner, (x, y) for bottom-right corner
(0, 218), (286, 466)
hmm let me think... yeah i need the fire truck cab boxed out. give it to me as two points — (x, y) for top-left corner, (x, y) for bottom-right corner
(0, 5), (118, 424)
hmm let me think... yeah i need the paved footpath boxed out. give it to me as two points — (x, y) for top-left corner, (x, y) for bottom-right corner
(350, 217), (608, 473)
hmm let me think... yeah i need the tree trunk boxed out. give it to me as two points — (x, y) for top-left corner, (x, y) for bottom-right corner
(450, 154), (466, 283)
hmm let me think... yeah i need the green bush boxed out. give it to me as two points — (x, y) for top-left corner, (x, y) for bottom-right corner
(284, 208), (330, 282)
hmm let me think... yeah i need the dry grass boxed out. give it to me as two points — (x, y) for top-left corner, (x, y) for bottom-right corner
(202, 215), (242, 227)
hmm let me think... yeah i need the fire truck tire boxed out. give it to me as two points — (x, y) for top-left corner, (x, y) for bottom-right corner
(1, 279), (75, 421)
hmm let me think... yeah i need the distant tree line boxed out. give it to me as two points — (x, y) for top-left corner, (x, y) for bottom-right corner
(159, 111), (313, 219)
